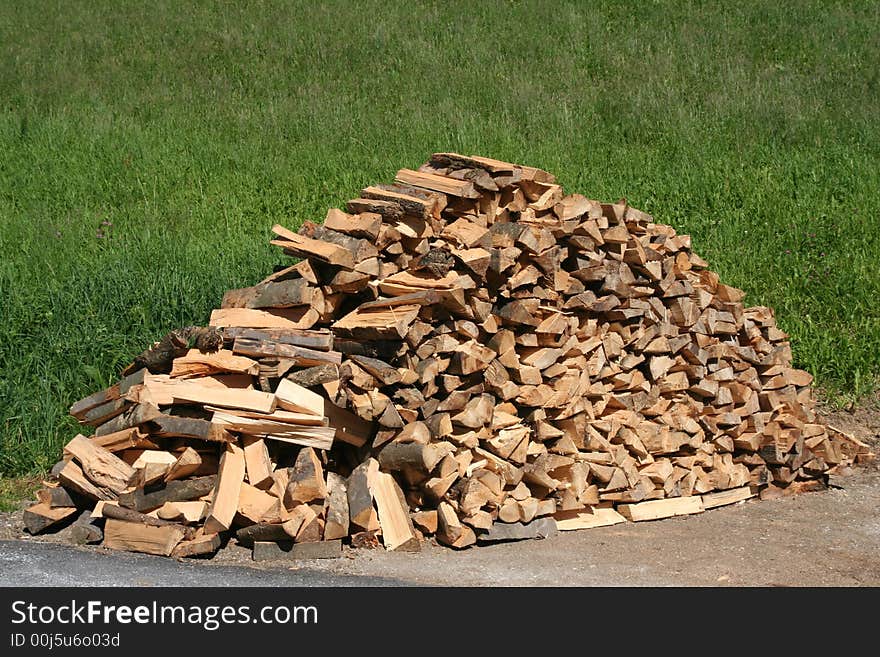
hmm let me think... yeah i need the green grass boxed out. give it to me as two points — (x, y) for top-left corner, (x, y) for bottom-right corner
(0, 476), (41, 512)
(1, 0), (878, 476)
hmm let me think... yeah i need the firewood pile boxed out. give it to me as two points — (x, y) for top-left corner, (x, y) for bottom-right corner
(23, 153), (874, 558)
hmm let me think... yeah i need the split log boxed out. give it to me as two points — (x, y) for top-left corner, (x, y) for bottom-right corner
(204, 442), (246, 533)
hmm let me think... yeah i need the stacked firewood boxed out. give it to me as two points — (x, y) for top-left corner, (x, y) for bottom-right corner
(23, 153), (874, 557)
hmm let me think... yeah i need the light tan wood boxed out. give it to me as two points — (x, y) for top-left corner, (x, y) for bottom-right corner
(63, 434), (135, 495)
(209, 307), (319, 329)
(243, 437), (274, 489)
(205, 407), (327, 426)
(164, 447), (202, 482)
(371, 471), (420, 551)
(204, 442), (246, 533)
(170, 349), (260, 378)
(154, 501), (208, 524)
(554, 507), (628, 530)
(89, 427), (149, 453)
(171, 531), (222, 558)
(436, 501), (476, 548)
(332, 304), (421, 340)
(131, 450), (177, 470)
(274, 378), (325, 415)
(411, 510), (438, 535)
(271, 224), (356, 268)
(618, 496), (704, 521)
(396, 168), (480, 198)
(701, 485), (757, 509)
(156, 378), (276, 414)
(324, 207), (382, 240)
(211, 410), (335, 450)
(237, 482), (279, 524)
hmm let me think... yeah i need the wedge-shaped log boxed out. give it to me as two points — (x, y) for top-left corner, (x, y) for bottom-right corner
(347, 458), (380, 531)
(271, 224), (356, 269)
(284, 447), (328, 506)
(63, 434), (136, 496)
(324, 472), (350, 541)
(370, 471), (421, 551)
(437, 501), (476, 548)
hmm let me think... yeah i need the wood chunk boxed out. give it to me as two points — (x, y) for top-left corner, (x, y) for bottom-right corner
(286, 364), (340, 389)
(243, 437), (274, 489)
(350, 354), (402, 386)
(554, 507), (628, 530)
(271, 224), (356, 269)
(233, 337), (340, 367)
(172, 532), (222, 558)
(252, 539), (341, 561)
(333, 304), (421, 340)
(159, 379), (276, 414)
(57, 458), (119, 502)
(452, 394), (495, 429)
(701, 486), (757, 509)
(222, 278), (317, 310)
(324, 207), (382, 240)
(23, 503), (77, 534)
(275, 378), (325, 415)
(155, 501), (208, 524)
(36, 486), (76, 509)
(117, 476), (217, 513)
(323, 472), (350, 541)
(235, 522), (291, 546)
(221, 327), (334, 351)
(164, 447), (202, 482)
(211, 410), (335, 450)
(453, 247), (492, 277)
(396, 168), (480, 198)
(323, 399), (372, 448)
(618, 496), (704, 521)
(284, 447), (328, 506)
(371, 471), (421, 551)
(171, 348), (260, 378)
(347, 458), (380, 531)
(210, 307), (320, 330)
(298, 221), (380, 262)
(94, 403), (161, 436)
(70, 383), (121, 420)
(204, 443), (246, 533)
(89, 427), (150, 453)
(294, 506), (324, 543)
(477, 517), (558, 544)
(69, 509), (104, 545)
(378, 441), (450, 472)
(237, 482), (279, 524)
(103, 518), (186, 556)
(436, 501), (476, 548)
(148, 414), (232, 443)
(411, 510), (438, 535)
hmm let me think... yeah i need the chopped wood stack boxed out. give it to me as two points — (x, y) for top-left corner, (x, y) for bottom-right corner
(25, 153), (873, 557)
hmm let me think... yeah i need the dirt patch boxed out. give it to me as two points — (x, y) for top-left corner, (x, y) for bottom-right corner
(3, 404), (878, 586)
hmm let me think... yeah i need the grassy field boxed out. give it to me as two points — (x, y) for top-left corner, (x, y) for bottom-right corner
(1, 1), (878, 477)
